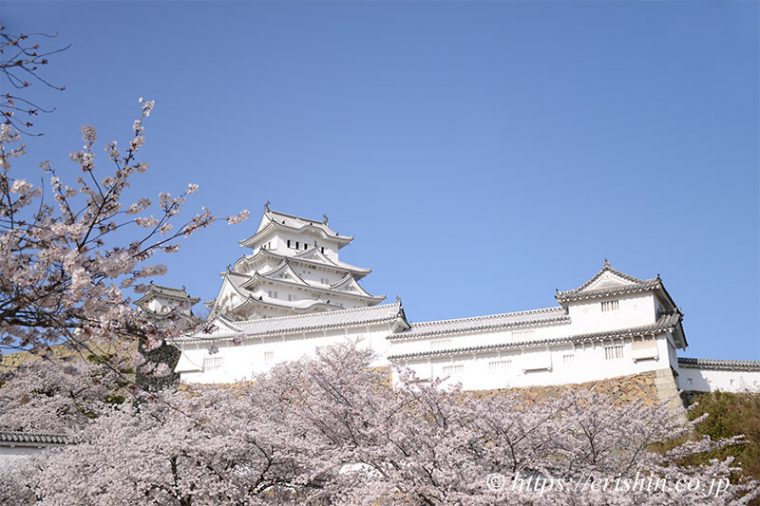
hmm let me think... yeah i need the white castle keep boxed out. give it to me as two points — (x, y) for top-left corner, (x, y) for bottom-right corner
(169, 205), (760, 394)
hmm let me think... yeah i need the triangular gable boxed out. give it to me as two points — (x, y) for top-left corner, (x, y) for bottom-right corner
(331, 274), (372, 297)
(255, 211), (272, 233)
(261, 261), (309, 286)
(574, 260), (646, 293)
(295, 247), (336, 265)
(214, 273), (254, 312)
(581, 270), (640, 292)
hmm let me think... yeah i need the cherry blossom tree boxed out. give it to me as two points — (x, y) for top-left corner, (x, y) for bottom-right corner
(0, 98), (248, 381)
(0, 26), (69, 135)
(2, 343), (757, 505)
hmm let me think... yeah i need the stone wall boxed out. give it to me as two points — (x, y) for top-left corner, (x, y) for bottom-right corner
(469, 368), (684, 414)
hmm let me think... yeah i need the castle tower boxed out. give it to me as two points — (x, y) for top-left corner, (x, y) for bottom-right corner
(209, 203), (385, 320)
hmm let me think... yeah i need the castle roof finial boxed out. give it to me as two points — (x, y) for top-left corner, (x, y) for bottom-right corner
(264, 200), (271, 212)
(603, 258), (611, 269)
(322, 214), (329, 225)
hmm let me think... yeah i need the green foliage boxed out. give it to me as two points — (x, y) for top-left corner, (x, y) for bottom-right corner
(104, 394), (126, 405)
(688, 391), (760, 479)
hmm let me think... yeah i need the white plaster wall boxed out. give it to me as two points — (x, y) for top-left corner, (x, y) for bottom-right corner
(179, 323), (394, 384)
(395, 336), (672, 391)
(0, 445), (48, 463)
(567, 294), (656, 334)
(678, 368), (760, 393)
(389, 323), (572, 357)
(254, 231), (340, 261)
(246, 283), (368, 312)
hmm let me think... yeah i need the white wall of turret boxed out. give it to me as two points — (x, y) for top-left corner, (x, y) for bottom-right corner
(565, 294), (656, 334)
(252, 231), (340, 261)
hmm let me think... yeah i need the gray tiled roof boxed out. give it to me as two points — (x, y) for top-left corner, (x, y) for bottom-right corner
(554, 261), (665, 305)
(388, 312), (682, 361)
(555, 279), (662, 304)
(136, 282), (200, 304)
(678, 357), (760, 372)
(240, 208), (353, 247)
(265, 209), (349, 240)
(180, 301), (408, 343)
(0, 431), (72, 447)
(236, 248), (371, 277)
(389, 307), (569, 341)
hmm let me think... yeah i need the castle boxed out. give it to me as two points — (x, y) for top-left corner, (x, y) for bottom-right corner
(163, 205), (760, 394)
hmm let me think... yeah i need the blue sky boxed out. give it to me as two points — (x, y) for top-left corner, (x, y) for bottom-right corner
(4, 1), (758, 360)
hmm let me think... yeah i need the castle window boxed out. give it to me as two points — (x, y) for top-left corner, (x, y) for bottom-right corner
(430, 339), (452, 350)
(296, 241), (300, 249)
(601, 300), (620, 312)
(203, 357), (223, 371)
(604, 344), (624, 360)
(563, 354), (574, 365)
(287, 240), (291, 248)
(489, 360), (511, 373)
(321, 247), (325, 254)
(264, 351), (274, 364)
(512, 329), (535, 339)
(442, 364), (464, 377)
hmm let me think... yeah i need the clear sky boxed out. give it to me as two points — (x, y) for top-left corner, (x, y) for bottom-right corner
(3, 1), (758, 360)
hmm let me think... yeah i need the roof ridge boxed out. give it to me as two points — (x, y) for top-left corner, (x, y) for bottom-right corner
(556, 279), (661, 301)
(411, 306), (564, 328)
(571, 262), (649, 293)
(267, 208), (324, 226)
(389, 313), (681, 361)
(244, 272), (383, 301)
(235, 297), (341, 313)
(229, 300), (401, 326)
(243, 248), (370, 274)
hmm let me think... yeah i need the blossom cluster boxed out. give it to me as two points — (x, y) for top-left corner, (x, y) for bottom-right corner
(0, 343), (757, 505)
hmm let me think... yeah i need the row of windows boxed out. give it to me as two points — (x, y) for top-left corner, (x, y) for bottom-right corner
(286, 239), (326, 254)
(203, 352), (276, 372)
(203, 346), (625, 375)
(438, 347), (624, 378)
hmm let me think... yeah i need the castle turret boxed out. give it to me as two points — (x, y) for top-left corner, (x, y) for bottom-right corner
(210, 203), (385, 320)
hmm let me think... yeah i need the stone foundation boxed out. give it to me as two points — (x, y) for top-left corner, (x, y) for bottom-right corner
(470, 368), (686, 416)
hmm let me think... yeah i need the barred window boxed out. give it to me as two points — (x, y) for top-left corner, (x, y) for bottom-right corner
(442, 364), (464, 377)
(430, 339), (452, 350)
(562, 354), (574, 365)
(601, 300), (620, 312)
(604, 344), (624, 360)
(489, 360), (511, 373)
(203, 357), (223, 371)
